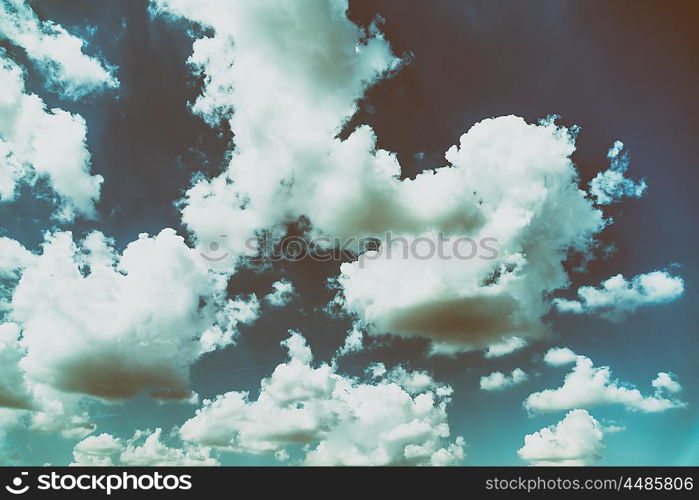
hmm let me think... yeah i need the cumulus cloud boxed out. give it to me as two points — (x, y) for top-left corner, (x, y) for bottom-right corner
(524, 348), (686, 413)
(333, 324), (364, 361)
(543, 347), (578, 366)
(0, 239), (36, 316)
(0, 224), (261, 443)
(1, 323), (94, 441)
(0, 237), (34, 275)
(264, 279), (296, 307)
(553, 270), (684, 320)
(518, 409), (605, 466)
(118, 429), (219, 466)
(4, 229), (258, 402)
(337, 117), (607, 353)
(29, 403), (95, 440)
(151, 0), (401, 271)
(0, 323), (32, 409)
(652, 372), (682, 394)
(589, 141), (646, 205)
(0, 0), (118, 98)
(480, 368), (528, 391)
(0, 55), (102, 219)
(72, 429), (218, 466)
(484, 336), (527, 358)
(71, 433), (122, 466)
(0, 380), (97, 440)
(180, 331), (464, 465)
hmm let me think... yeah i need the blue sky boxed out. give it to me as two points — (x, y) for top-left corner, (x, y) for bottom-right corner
(0, 0), (697, 466)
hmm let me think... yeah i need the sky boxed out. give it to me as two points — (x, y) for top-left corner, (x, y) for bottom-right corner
(0, 0), (697, 466)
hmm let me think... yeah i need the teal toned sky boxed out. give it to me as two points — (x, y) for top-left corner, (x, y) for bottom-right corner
(0, 0), (697, 466)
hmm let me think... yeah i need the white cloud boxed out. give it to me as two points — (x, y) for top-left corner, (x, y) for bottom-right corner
(480, 368), (528, 391)
(589, 141), (646, 205)
(333, 325), (364, 361)
(0, 0), (118, 98)
(72, 429), (218, 466)
(180, 331), (464, 465)
(371, 363), (449, 396)
(0, 55), (103, 219)
(652, 372), (682, 394)
(119, 428), (219, 466)
(553, 270), (684, 320)
(543, 347), (578, 366)
(264, 279), (296, 307)
(0, 238), (36, 315)
(0, 224), (260, 443)
(5, 229), (257, 401)
(199, 294), (260, 354)
(71, 433), (122, 466)
(525, 348), (686, 413)
(151, 0), (400, 271)
(518, 409), (605, 466)
(1, 324), (93, 440)
(337, 117), (607, 353)
(0, 381), (97, 441)
(0, 237), (35, 275)
(484, 336), (527, 358)
(0, 323), (32, 409)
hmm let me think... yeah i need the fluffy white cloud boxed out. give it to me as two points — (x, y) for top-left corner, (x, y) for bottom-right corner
(518, 409), (604, 466)
(0, 238), (35, 317)
(180, 331), (464, 465)
(0, 237), (35, 275)
(25, 382), (97, 440)
(119, 429), (219, 466)
(337, 117), (607, 353)
(0, 55), (102, 219)
(484, 336), (527, 358)
(652, 372), (682, 394)
(480, 368), (528, 391)
(525, 348), (686, 413)
(333, 325), (364, 361)
(589, 141), (646, 205)
(553, 270), (684, 320)
(71, 433), (122, 466)
(0, 380), (97, 440)
(72, 429), (218, 466)
(4, 228), (258, 401)
(0, 0), (118, 98)
(543, 347), (578, 366)
(264, 279), (296, 307)
(1, 324), (92, 439)
(0, 227), (261, 441)
(151, 0), (400, 271)
(0, 323), (32, 409)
